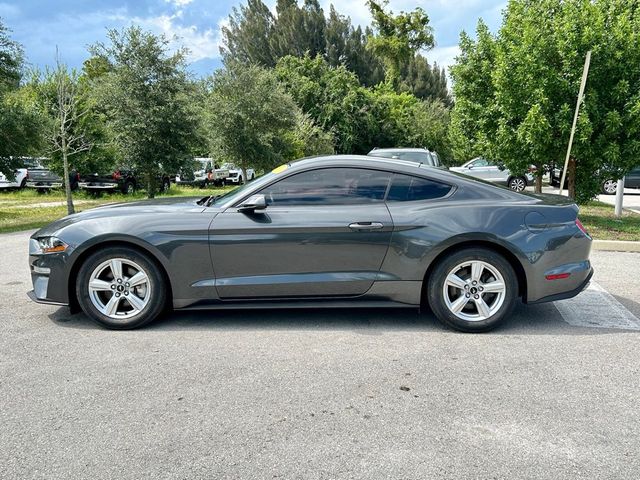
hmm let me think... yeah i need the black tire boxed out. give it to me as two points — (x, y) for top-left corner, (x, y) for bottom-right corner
(19, 178), (27, 189)
(238, 176), (244, 185)
(427, 248), (518, 333)
(122, 181), (135, 195)
(508, 176), (527, 192)
(75, 247), (167, 330)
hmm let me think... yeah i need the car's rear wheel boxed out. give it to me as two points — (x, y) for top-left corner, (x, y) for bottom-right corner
(123, 181), (135, 195)
(508, 176), (527, 192)
(427, 248), (518, 332)
(76, 247), (166, 329)
(602, 179), (617, 195)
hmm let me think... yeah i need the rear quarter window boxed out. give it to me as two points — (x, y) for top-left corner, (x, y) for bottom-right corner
(386, 174), (451, 202)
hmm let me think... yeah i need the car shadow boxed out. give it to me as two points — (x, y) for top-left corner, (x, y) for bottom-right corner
(46, 301), (639, 335)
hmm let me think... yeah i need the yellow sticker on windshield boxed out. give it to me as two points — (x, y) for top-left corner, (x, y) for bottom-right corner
(272, 164), (289, 174)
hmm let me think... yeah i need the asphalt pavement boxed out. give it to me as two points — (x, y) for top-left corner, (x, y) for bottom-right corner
(1, 230), (640, 479)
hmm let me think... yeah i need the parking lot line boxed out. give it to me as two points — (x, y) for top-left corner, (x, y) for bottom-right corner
(554, 281), (640, 330)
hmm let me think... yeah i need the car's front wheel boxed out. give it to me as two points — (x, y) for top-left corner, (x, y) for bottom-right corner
(427, 248), (518, 332)
(76, 247), (167, 329)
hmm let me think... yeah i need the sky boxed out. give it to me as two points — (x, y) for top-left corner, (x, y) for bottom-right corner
(0, 0), (507, 79)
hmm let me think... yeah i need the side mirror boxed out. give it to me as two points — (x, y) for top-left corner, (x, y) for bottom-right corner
(497, 163), (506, 171)
(238, 194), (267, 213)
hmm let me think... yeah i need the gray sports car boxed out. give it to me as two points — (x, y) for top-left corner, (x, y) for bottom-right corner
(28, 155), (593, 332)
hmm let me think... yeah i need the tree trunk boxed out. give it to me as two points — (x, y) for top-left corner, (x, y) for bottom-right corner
(62, 146), (75, 215)
(241, 165), (248, 186)
(146, 173), (156, 199)
(567, 156), (577, 200)
(535, 172), (543, 194)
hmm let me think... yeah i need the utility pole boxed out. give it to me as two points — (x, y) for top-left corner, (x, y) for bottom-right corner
(558, 50), (591, 197)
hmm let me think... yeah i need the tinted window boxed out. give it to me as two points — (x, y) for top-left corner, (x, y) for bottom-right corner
(260, 168), (392, 205)
(386, 174), (451, 202)
(397, 151), (435, 166)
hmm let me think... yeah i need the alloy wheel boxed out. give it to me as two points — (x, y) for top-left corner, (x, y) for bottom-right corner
(603, 180), (617, 194)
(442, 260), (506, 322)
(509, 178), (526, 192)
(87, 258), (151, 320)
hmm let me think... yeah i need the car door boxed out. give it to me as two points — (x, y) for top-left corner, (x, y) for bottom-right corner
(625, 167), (640, 188)
(465, 158), (493, 180)
(209, 167), (394, 299)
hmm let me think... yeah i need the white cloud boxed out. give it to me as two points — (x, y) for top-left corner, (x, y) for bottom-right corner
(426, 44), (460, 73)
(165, 0), (194, 7)
(134, 13), (222, 62)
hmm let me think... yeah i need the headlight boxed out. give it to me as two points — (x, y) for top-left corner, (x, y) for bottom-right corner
(36, 236), (68, 254)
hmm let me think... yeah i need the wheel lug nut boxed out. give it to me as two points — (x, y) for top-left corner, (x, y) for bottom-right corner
(115, 293), (121, 297)
(125, 283), (130, 287)
(117, 278), (122, 283)
(472, 281), (477, 286)
(124, 291), (129, 296)
(110, 285), (116, 290)
(465, 293), (470, 298)
(474, 294), (479, 299)
(464, 285), (469, 290)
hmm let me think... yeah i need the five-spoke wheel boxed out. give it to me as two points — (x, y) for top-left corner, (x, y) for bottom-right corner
(76, 247), (167, 329)
(428, 248), (517, 332)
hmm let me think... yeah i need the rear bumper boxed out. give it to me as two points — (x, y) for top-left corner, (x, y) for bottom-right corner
(79, 182), (119, 190)
(26, 182), (62, 188)
(526, 267), (593, 304)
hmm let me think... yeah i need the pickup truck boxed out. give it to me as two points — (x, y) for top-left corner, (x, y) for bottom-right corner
(25, 166), (65, 192)
(79, 169), (171, 194)
(175, 158), (229, 187)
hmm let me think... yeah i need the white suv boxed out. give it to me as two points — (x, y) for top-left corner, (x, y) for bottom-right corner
(449, 157), (535, 192)
(0, 158), (42, 190)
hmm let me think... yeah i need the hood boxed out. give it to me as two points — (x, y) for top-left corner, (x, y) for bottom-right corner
(33, 196), (209, 238)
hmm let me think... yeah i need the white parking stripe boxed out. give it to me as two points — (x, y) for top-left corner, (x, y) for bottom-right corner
(554, 281), (640, 330)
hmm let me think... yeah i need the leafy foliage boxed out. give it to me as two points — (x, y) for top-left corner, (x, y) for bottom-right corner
(450, 0), (640, 201)
(366, 0), (434, 86)
(89, 27), (199, 197)
(0, 19), (43, 176)
(206, 63), (324, 181)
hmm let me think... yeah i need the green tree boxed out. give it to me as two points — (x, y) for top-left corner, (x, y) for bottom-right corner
(449, 20), (498, 164)
(399, 54), (451, 107)
(275, 55), (372, 154)
(220, 0), (276, 66)
(366, 0), (434, 87)
(206, 63), (300, 182)
(89, 26), (199, 197)
(0, 19), (43, 175)
(450, 0), (640, 200)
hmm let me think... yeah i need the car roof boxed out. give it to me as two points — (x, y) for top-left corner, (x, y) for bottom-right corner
(369, 147), (434, 154)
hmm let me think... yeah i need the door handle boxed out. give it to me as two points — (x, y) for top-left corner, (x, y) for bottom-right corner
(348, 222), (384, 231)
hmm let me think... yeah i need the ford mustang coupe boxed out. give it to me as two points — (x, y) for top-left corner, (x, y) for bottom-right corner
(28, 155), (593, 332)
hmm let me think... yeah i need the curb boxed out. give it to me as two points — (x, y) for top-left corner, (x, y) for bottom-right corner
(592, 240), (640, 252)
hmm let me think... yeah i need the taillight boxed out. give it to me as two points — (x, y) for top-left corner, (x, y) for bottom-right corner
(575, 218), (590, 238)
(112, 170), (122, 180)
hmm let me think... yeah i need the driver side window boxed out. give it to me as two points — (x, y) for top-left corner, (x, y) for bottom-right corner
(259, 168), (392, 206)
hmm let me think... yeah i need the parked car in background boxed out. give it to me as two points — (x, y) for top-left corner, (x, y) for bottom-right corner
(79, 169), (171, 194)
(26, 165), (65, 192)
(551, 165), (640, 194)
(176, 158), (229, 187)
(368, 147), (442, 168)
(601, 166), (640, 194)
(449, 157), (534, 192)
(222, 163), (254, 184)
(0, 158), (44, 190)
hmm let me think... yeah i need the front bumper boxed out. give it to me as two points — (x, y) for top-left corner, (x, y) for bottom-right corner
(28, 238), (72, 306)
